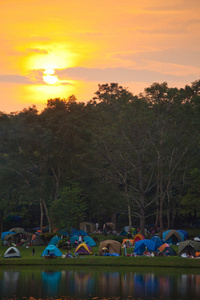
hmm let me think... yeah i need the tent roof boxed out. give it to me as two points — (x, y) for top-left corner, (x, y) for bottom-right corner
(178, 240), (200, 255)
(75, 243), (93, 254)
(134, 239), (157, 254)
(163, 230), (184, 242)
(99, 240), (121, 255)
(4, 246), (21, 258)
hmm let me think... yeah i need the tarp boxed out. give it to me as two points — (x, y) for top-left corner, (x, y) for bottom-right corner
(1, 231), (16, 241)
(57, 229), (69, 237)
(4, 247), (21, 258)
(99, 240), (121, 255)
(48, 236), (61, 246)
(41, 245), (62, 257)
(75, 243), (93, 255)
(10, 227), (25, 233)
(83, 236), (96, 246)
(151, 236), (164, 248)
(70, 229), (88, 237)
(162, 230), (184, 244)
(178, 240), (200, 256)
(134, 239), (157, 255)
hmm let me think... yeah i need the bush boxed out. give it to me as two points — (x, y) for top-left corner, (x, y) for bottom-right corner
(58, 238), (71, 249)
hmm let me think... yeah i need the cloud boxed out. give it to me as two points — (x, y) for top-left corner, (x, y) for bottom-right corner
(0, 75), (32, 84)
(112, 48), (200, 68)
(26, 48), (48, 54)
(56, 67), (198, 84)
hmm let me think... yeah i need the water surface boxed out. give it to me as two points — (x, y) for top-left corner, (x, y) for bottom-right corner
(0, 266), (199, 300)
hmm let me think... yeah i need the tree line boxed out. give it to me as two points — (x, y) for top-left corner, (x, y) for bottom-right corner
(0, 80), (200, 235)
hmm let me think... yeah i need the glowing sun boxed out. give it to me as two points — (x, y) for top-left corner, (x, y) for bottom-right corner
(43, 68), (58, 85)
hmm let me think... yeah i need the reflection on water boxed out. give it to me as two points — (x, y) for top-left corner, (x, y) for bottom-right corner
(0, 266), (200, 300)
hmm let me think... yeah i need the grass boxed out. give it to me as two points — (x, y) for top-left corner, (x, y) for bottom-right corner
(0, 238), (200, 268)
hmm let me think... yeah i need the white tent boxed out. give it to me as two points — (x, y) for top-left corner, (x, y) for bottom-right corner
(4, 247), (21, 258)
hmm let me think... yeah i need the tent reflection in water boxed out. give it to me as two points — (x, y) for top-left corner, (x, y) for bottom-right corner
(4, 247), (21, 258)
(99, 240), (121, 255)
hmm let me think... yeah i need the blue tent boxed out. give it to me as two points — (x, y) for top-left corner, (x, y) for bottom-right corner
(48, 236), (61, 246)
(83, 236), (96, 246)
(1, 231), (16, 241)
(151, 236), (163, 248)
(134, 239), (157, 255)
(162, 230), (184, 245)
(70, 235), (79, 244)
(41, 245), (62, 257)
(178, 230), (188, 240)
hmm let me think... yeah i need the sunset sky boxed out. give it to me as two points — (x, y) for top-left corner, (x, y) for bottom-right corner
(1, 0), (200, 113)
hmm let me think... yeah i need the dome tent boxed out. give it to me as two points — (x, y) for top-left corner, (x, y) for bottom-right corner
(41, 245), (62, 257)
(99, 240), (121, 255)
(134, 239), (157, 255)
(4, 247), (21, 258)
(75, 243), (93, 255)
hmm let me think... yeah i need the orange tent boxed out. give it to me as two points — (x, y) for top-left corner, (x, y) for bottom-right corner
(122, 239), (134, 247)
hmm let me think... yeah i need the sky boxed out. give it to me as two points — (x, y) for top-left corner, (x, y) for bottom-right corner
(1, 0), (200, 113)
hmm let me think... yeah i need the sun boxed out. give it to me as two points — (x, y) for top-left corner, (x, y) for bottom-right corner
(43, 68), (58, 85)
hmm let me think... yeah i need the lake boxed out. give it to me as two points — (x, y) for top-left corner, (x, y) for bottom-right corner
(0, 266), (200, 299)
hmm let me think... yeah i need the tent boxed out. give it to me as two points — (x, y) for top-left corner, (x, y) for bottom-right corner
(178, 240), (200, 256)
(4, 247), (21, 258)
(178, 230), (188, 240)
(157, 243), (177, 256)
(75, 243), (93, 255)
(151, 236), (164, 248)
(83, 236), (96, 246)
(48, 236), (61, 246)
(80, 222), (95, 233)
(162, 230), (184, 245)
(41, 245), (62, 257)
(134, 239), (157, 255)
(133, 234), (145, 242)
(70, 235), (79, 244)
(122, 239), (134, 247)
(99, 240), (121, 255)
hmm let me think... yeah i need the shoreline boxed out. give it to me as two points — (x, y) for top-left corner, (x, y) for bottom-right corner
(1, 256), (200, 268)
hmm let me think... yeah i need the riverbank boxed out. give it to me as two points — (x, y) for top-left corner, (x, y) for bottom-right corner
(0, 245), (200, 268)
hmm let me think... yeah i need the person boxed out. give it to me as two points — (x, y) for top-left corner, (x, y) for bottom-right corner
(95, 222), (99, 232)
(78, 234), (82, 244)
(31, 233), (37, 246)
(32, 248), (35, 255)
(66, 250), (72, 258)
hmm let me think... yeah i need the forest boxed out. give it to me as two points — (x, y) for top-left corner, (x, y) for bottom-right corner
(0, 80), (200, 236)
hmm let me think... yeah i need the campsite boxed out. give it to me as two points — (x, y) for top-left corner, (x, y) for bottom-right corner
(0, 228), (200, 268)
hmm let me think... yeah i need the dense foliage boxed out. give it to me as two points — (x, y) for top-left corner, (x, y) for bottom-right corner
(0, 80), (200, 235)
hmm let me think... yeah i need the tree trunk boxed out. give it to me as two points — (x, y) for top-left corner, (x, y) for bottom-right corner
(40, 199), (44, 234)
(138, 153), (145, 236)
(42, 198), (52, 233)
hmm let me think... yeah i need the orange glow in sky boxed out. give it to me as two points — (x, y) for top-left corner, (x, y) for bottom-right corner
(0, 0), (200, 113)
